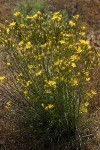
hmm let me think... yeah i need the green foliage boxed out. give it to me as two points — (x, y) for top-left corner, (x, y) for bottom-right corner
(0, 11), (99, 149)
(13, 0), (46, 17)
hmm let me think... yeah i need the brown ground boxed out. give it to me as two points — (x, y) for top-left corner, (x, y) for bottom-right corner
(0, 0), (100, 149)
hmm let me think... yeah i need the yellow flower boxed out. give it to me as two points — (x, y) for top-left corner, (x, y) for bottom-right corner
(7, 62), (11, 66)
(19, 41), (24, 46)
(47, 104), (54, 109)
(91, 90), (97, 95)
(73, 15), (79, 20)
(26, 42), (32, 49)
(9, 22), (16, 27)
(54, 59), (63, 66)
(69, 21), (76, 27)
(59, 40), (66, 44)
(5, 106), (9, 110)
(86, 78), (90, 82)
(14, 12), (21, 17)
(79, 39), (89, 45)
(24, 90), (28, 95)
(79, 32), (85, 36)
(53, 12), (60, 16)
(6, 28), (10, 34)
(84, 102), (89, 107)
(7, 101), (12, 106)
(28, 65), (33, 69)
(0, 76), (5, 82)
(70, 78), (78, 86)
(70, 55), (78, 61)
(81, 26), (86, 30)
(27, 12), (39, 20)
(80, 106), (87, 113)
(18, 73), (23, 77)
(35, 70), (42, 77)
(51, 12), (62, 21)
(71, 63), (76, 67)
(20, 24), (25, 28)
(41, 103), (45, 108)
(48, 80), (56, 88)
(86, 92), (93, 98)
(45, 104), (54, 110)
(37, 11), (41, 15)
(84, 72), (89, 76)
(26, 81), (32, 86)
(76, 47), (82, 53)
(77, 72), (80, 76)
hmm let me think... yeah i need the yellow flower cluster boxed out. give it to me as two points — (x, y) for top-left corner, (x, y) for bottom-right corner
(0, 76), (5, 83)
(51, 11), (62, 22)
(0, 11), (99, 118)
(5, 101), (12, 110)
(42, 103), (54, 110)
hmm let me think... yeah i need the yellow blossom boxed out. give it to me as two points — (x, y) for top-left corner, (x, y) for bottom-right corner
(70, 78), (78, 86)
(0, 76), (5, 82)
(7, 62), (11, 66)
(84, 72), (89, 76)
(6, 101), (12, 106)
(24, 90), (28, 95)
(45, 104), (54, 110)
(79, 32), (85, 36)
(19, 41), (24, 46)
(51, 12), (62, 21)
(79, 39), (89, 45)
(35, 70), (42, 76)
(14, 12), (21, 17)
(6, 28), (10, 34)
(26, 81), (32, 86)
(48, 80), (56, 88)
(26, 12), (39, 19)
(76, 47), (82, 53)
(80, 106), (87, 113)
(41, 103), (45, 108)
(81, 26), (86, 30)
(41, 103), (54, 110)
(77, 72), (80, 76)
(70, 55), (78, 61)
(28, 65), (33, 69)
(20, 24), (25, 28)
(86, 78), (90, 82)
(9, 22), (16, 27)
(5, 106), (9, 110)
(26, 42), (32, 49)
(73, 15), (79, 20)
(54, 59), (63, 66)
(45, 80), (57, 89)
(86, 92), (93, 98)
(84, 102), (89, 107)
(91, 90), (97, 95)
(18, 73), (23, 77)
(69, 21), (76, 27)
(59, 40), (66, 44)
(71, 63), (76, 67)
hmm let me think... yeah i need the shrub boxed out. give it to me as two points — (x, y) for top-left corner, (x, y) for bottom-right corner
(0, 11), (99, 149)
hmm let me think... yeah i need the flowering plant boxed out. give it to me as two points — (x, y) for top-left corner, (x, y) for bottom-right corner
(0, 11), (99, 149)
